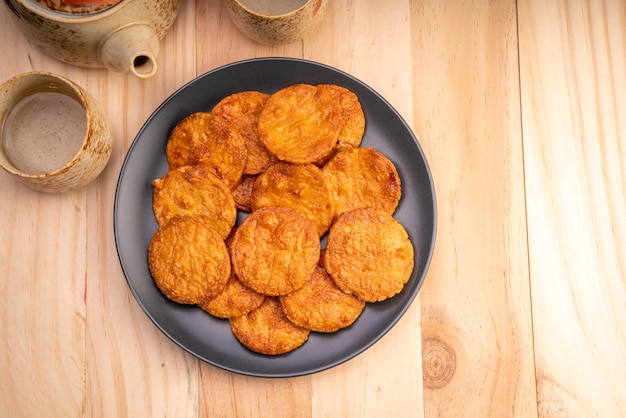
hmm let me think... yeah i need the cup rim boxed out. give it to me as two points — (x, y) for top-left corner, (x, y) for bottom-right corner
(232, 0), (311, 18)
(0, 71), (90, 179)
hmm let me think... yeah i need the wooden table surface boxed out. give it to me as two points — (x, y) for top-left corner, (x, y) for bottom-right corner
(1, 1), (624, 417)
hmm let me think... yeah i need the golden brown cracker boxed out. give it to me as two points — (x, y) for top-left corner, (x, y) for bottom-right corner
(258, 84), (341, 164)
(230, 206), (320, 296)
(322, 146), (401, 218)
(318, 84), (365, 147)
(148, 217), (231, 304)
(199, 273), (265, 319)
(166, 111), (247, 188)
(152, 165), (236, 239)
(210, 91), (277, 175)
(324, 208), (414, 302)
(251, 162), (334, 237)
(280, 265), (365, 332)
(200, 115), (248, 188)
(165, 112), (213, 169)
(230, 297), (310, 355)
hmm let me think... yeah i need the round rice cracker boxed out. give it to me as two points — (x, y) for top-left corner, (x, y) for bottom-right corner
(324, 208), (415, 303)
(317, 84), (365, 147)
(322, 146), (401, 219)
(148, 217), (231, 305)
(165, 111), (247, 188)
(199, 272), (265, 319)
(165, 112), (213, 169)
(251, 162), (334, 237)
(258, 84), (342, 164)
(152, 165), (237, 239)
(230, 297), (310, 355)
(210, 91), (277, 175)
(280, 264), (365, 332)
(230, 206), (320, 296)
(312, 84), (365, 166)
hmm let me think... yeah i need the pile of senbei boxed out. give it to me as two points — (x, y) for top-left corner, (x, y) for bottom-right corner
(148, 83), (415, 355)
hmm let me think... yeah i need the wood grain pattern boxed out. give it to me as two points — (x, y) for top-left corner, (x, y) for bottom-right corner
(0, 0), (624, 416)
(410, 0), (537, 416)
(0, 189), (86, 417)
(518, 0), (626, 416)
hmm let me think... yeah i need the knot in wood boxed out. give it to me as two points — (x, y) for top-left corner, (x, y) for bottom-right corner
(422, 337), (456, 389)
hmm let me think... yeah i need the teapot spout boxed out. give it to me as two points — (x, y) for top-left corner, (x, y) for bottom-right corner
(98, 23), (160, 79)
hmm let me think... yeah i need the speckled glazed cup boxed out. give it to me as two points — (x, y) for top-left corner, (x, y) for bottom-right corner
(225, 0), (328, 45)
(0, 72), (112, 193)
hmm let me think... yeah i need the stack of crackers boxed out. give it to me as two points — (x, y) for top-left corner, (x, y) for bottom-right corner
(148, 84), (415, 355)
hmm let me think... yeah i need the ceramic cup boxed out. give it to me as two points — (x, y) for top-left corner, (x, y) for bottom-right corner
(225, 0), (328, 45)
(0, 72), (112, 193)
(3, 0), (182, 78)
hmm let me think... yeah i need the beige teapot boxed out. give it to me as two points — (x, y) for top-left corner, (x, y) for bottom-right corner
(3, 0), (182, 78)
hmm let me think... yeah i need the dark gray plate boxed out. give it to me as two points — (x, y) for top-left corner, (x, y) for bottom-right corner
(114, 58), (436, 377)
